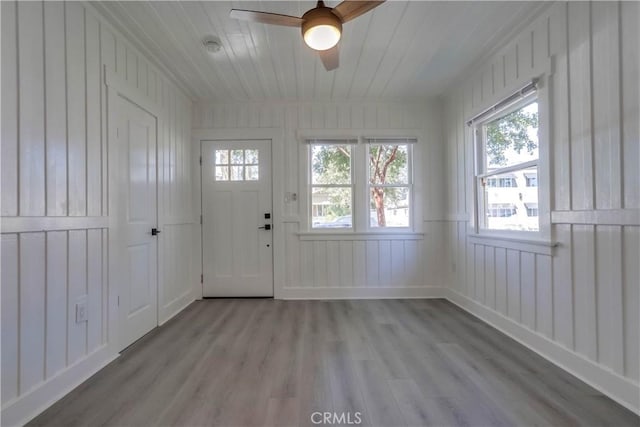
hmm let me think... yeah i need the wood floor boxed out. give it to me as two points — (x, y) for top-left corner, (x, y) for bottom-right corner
(29, 299), (639, 427)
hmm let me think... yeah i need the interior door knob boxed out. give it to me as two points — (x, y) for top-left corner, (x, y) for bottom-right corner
(258, 224), (271, 230)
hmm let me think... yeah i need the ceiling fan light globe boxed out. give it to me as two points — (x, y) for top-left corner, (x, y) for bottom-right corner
(304, 24), (341, 50)
(301, 7), (342, 51)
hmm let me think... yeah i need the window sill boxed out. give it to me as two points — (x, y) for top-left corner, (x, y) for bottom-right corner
(297, 232), (424, 241)
(467, 233), (557, 255)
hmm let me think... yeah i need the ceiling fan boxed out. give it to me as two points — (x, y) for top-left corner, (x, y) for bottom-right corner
(230, 1), (385, 71)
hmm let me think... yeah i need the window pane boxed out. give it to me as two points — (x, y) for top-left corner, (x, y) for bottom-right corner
(484, 167), (538, 231)
(369, 145), (409, 185)
(246, 165), (259, 181)
(485, 101), (538, 170)
(311, 145), (351, 185)
(369, 186), (410, 227)
(245, 150), (258, 164)
(231, 150), (244, 164)
(215, 150), (228, 165)
(215, 166), (228, 181)
(230, 166), (244, 181)
(311, 187), (352, 228)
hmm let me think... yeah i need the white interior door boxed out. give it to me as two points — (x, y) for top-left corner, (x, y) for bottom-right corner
(201, 140), (273, 297)
(118, 97), (158, 350)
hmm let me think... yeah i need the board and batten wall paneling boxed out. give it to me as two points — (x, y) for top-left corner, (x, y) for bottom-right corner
(442, 1), (640, 413)
(193, 101), (447, 295)
(0, 1), (195, 425)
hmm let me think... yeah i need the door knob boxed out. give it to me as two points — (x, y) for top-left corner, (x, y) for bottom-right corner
(258, 224), (271, 230)
(151, 228), (161, 236)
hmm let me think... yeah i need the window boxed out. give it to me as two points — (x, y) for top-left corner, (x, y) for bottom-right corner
(487, 177), (517, 187)
(307, 137), (414, 231)
(525, 173), (537, 187)
(310, 143), (354, 229)
(475, 97), (539, 232)
(487, 203), (517, 217)
(368, 143), (410, 228)
(215, 149), (259, 181)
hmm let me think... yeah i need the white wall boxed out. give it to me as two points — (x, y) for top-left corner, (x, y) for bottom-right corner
(442, 1), (639, 412)
(0, 1), (195, 425)
(193, 101), (447, 298)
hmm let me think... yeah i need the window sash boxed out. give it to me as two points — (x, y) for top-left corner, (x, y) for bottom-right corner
(306, 138), (358, 145)
(477, 159), (538, 179)
(364, 137), (417, 145)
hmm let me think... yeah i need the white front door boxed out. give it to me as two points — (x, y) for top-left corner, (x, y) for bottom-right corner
(118, 97), (158, 350)
(201, 140), (273, 297)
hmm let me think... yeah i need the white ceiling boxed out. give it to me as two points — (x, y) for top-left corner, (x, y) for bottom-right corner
(93, 1), (549, 102)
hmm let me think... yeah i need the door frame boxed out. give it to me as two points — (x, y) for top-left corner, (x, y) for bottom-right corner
(106, 69), (162, 352)
(192, 128), (286, 299)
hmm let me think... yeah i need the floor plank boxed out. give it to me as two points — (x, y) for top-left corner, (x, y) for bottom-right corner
(28, 299), (639, 427)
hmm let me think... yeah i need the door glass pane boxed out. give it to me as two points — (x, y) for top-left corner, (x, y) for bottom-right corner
(230, 166), (244, 181)
(231, 150), (244, 164)
(215, 166), (229, 181)
(369, 187), (410, 227)
(246, 165), (259, 181)
(245, 150), (259, 165)
(215, 150), (228, 165)
(311, 187), (352, 229)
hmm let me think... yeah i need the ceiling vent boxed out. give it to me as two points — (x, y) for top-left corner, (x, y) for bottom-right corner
(202, 35), (222, 53)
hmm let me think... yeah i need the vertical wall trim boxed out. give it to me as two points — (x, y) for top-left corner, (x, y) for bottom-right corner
(64, 230), (69, 367)
(616, 3), (625, 209)
(83, 7), (89, 216)
(16, 235), (22, 396)
(587, 1), (596, 211)
(63, 1), (69, 217)
(43, 232), (48, 379)
(564, 3), (573, 210)
(15, 1), (21, 216)
(42, 1), (48, 215)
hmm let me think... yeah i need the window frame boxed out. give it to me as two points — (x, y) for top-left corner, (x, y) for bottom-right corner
(299, 132), (419, 234)
(469, 73), (552, 243)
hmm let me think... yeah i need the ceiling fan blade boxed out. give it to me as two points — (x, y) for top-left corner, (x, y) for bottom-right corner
(332, 1), (385, 23)
(230, 9), (303, 27)
(319, 45), (339, 71)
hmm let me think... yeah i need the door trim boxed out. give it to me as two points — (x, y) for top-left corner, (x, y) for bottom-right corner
(106, 68), (161, 352)
(192, 128), (285, 299)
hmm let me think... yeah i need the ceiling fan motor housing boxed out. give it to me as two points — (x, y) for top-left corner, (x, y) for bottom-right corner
(301, 7), (343, 50)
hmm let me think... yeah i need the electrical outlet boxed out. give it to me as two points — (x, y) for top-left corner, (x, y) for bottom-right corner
(75, 296), (88, 323)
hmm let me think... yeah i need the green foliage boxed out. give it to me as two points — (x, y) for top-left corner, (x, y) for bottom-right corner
(486, 103), (538, 166)
(311, 146), (351, 185)
(369, 145), (407, 186)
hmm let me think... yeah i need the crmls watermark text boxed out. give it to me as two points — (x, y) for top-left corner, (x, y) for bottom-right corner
(310, 412), (363, 425)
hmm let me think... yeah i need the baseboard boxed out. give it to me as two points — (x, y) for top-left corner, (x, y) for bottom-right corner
(444, 288), (640, 415)
(159, 290), (196, 326)
(1, 346), (118, 427)
(280, 286), (447, 300)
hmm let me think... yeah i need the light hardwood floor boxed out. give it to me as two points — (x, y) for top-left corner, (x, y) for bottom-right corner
(29, 299), (639, 426)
